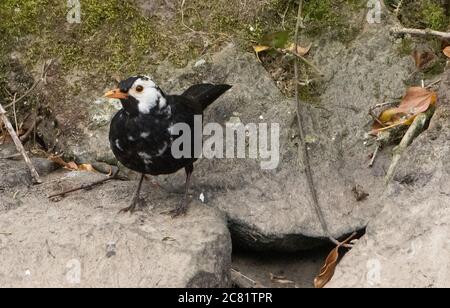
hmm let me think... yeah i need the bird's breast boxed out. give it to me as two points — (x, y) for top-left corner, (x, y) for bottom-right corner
(109, 111), (174, 174)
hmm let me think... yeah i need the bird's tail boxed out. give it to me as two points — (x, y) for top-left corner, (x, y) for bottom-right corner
(182, 84), (232, 110)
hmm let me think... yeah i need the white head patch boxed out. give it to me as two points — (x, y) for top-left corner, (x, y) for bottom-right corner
(129, 76), (166, 114)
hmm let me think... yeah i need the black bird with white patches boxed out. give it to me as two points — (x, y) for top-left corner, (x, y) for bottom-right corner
(105, 76), (231, 216)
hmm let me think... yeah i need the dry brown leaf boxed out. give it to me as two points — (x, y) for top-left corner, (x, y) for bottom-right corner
(288, 42), (312, 56)
(412, 50), (435, 69)
(314, 234), (356, 288)
(67, 162), (79, 170)
(253, 45), (271, 62)
(253, 45), (270, 53)
(78, 164), (95, 172)
(443, 46), (450, 58)
(371, 87), (437, 135)
(314, 246), (340, 288)
(49, 155), (79, 170)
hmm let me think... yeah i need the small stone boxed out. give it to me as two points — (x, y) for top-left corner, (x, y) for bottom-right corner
(194, 59), (206, 68)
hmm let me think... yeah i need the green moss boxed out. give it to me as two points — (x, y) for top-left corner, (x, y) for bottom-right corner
(422, 0), (448, 31)
(397, 38), (414, 57)
(0, 0), (365, 90)
(424, 58), (446, 78)
(0, 0), (169, 79)
(394, 0), (449, 31)
(302, 0), (363, 41)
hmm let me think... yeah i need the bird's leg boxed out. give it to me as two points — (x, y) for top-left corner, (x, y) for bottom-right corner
(164, 164), (193, 218)
(119, 173), (145, 214)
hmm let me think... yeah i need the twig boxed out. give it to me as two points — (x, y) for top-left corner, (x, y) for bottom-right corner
(390, 27), (450, 39)
(368, 101), (399, 128)
(0, 103), (42, 184)
(385, 109), (433, 184)
(0, 153), (22, 160)
(20, 116), (42, 143)
(231, 269), (264, 288)
(426, 79), (442, 89)
(286, 49), (324, 76)
(280, 0), (293, 30)
(0, 232), (13, 236)
(369, 111), (386, 128)
(293, 1), (340, 247)
(369, 144), (380, 168)
(180, 0), (196, 33)
(12, 93), (18, 136)
(4, 60), (52, 109)
(48, 169), (120, 199)
(394, 0), (403, 17)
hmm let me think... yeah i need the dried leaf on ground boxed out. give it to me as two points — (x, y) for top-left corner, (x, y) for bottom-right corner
(79, 164), (95, 172)
(412, 50), (435, 69)
(253, 45), (271, 61)
(443, 46), (450, 58)
(49, 155), (78, 171)
(287, 42), (312, 56)
(371, 87), (437, 135)
(314, 234), (356, 288)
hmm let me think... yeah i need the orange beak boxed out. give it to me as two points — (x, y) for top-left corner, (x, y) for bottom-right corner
(104, 88), (129, 100)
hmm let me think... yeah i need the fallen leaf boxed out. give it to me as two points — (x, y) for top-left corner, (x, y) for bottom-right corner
(371, 87), (437, 135)
(253, 45), (271, 61)
(79, 164), (95, 172)
(253, 45), (270, 54)
(412, 50), (435, 69)
(314, 233), (356, 288)
(287, 42), (312, 56)
(443, 46), (450, 58)
(67, 161), (79, 170)
(314, 246), (340, 289)
(49, 155), (79, 170)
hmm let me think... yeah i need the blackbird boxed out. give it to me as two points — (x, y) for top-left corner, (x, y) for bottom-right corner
(105, 76), (231, 216)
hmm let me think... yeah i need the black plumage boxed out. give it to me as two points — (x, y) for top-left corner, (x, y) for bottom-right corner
(106, 76), (231, 216)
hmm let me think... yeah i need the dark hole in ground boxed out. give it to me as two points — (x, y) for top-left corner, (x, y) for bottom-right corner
(231, 229), (366, 288)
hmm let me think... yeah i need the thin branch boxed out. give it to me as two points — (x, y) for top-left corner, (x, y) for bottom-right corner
(385, 110), (432, 184)
(0, 102), (42, 184)
(287, 49), (324, 76)
(0, 153), (22, 160)
(4, 60), (52, 109)
(293, 1), (340, 247)
(20, 116), (42, 144)
(280, 0), (293, 30)
(394, 0), (404, 17)
(369, 144), (380, 168)
(231, 269), (264, 288)
(12, 93), (18, 136)
(426, 78), (442, 89)
(390, 27), (450, 39)
(48, 169), (120, 199)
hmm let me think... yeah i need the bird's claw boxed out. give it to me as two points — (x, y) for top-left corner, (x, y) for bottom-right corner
(118, 197), (146, 214)
(161, 200), (188, 218)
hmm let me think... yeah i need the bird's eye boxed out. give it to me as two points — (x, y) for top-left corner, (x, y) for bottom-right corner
(136, 85), (144, 93)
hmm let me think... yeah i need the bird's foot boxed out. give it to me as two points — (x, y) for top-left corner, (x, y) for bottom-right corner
(119, 197), (146, 214)
(161, 199), (189, 218)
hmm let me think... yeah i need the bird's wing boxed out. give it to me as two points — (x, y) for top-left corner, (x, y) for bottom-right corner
(181, 84), (232, 110)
